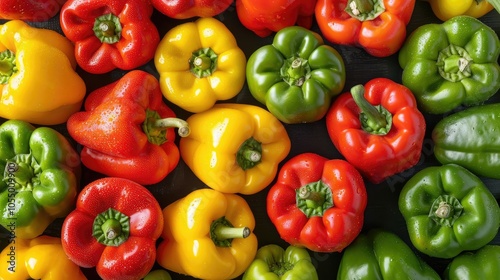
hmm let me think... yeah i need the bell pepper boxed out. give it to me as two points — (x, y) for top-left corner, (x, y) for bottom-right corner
(0, 119), (80, 239)
(151, 0), (233, 19)
(235, 0), (316, 37)
(444, 245), (500, 280)
(59, 0), (160, 74)
(242, 244), (319, 280)
(180, 103), (290, 195)
(315, 0), (415, 57)
(398, 164), (500, 259)
(61, 177), (164, 280)
(398, 15), (500, 114)
(156, 188), (258, 280)
(267, 153), (367, 253)
(427, 0), (499, 21)
(246, 26), (346, 124)
(67, 70), (190, 185)
(154, 17), (246, 113)
(325, 78), (426, 184)
(432, 103), (500, 180)
(144, 269), (172, 280)
(0, 0), (67, 21)
(0, 235), (87, 280)
(0, 20), (86, 125)
(337, 229), (441, 280)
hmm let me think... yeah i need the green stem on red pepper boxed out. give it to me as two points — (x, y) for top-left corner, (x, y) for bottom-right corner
(0, 49), (17, 84)
(93, 208), (130, 246)
(143, 109), (190, 145)
(436, 44), (473, 82)
(429, 195), (464, 227)
(210, 216), (250, 247)
(190, 47), (218, 78)
(345, 0), (385, 21)
(296, 181), (334, 218)
(280, 57), (311, 87)
(351, 84), (392, 135)
(236, 137), (262, 170)
(93, 13), (122, 44)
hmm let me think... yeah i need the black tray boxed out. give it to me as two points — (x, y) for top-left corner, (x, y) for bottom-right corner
(1, 2), (499, 279)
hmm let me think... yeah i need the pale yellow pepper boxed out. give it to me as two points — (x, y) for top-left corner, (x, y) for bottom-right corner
(427, 0), (496, 21)
(154, 17), (246, 113)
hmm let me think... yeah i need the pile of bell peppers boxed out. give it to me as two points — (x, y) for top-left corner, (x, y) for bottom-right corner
(0, 1), (500, 280)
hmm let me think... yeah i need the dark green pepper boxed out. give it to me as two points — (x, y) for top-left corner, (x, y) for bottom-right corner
(0, 119), (80, 239)
(432, 102), (500, 179)
(398, 164), (500, 259)
(242, 244), (318, 280)
(399, 15), (500, 114)
(246, 26), (346, 124)
(337, 229), (441, 280)
(444, 245), (500, 280)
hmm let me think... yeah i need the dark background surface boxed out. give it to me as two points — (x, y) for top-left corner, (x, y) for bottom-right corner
(1, 2), (499, 279)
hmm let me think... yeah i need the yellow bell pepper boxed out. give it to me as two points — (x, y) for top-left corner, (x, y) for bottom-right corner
(154, 17), (246, 113)
(180, 103), (291, 195)
(156, 188), (258, 280)
(0, 235), (87, 280)
(0, 20), (86, 125)
(427, 0), (497, 21)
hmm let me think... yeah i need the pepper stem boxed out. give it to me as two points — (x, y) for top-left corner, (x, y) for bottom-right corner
(428, 195), (463, 227)
(92, 208), (130, 246)
(296, 181), (334, 218)
(3, 154), (41, 191)
(143, 109), (190, 145)
(236, 137), (262, 170)
(93, 13), (122, 44)
(345, 0), (385, 21)
(280, 57), (311, 87)
(436, 45), (473, 82)
(0, 49), (17, 85)
(189, 48), (218, 78)
(351, 85), (392, 135)
(210, 217), (250, 247)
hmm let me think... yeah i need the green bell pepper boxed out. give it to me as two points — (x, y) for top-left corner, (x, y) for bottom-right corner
(337, 229), (441, 280)
(398, 164), (500, 259)
(398, 15), (500, 114)
(444, 245), (500, 280)
(242, 244), (319, 280)
(432, 102), (500, 179)
(0, 119), (80, 239)
(246, 26), (346, 124)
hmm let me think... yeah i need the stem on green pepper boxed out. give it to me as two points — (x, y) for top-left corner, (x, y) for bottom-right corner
(351, 84), (392, 135)
(190, 48), (218, 78)
(280, 57), (311, 87)
(345, 0), (385, 21)
(210, 216), (250, 247)
(3, 154), (41, 191)
(0, 49), (17, 85)
(92, 208), (130, 246)
(236, 137), (262, 170)
(143, 109), (190, 145)
(428, 195), (463, 227)
(436, 45), (473, 82)
(93, 13), (122, 44)
(296, 181), (334, 218)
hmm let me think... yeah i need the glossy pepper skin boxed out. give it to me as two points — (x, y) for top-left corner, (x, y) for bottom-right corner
(0, 235), (87, 280)
(0, 20), (86, 125)
(61, 177), (164, 280)
(157, 188), (258, 280)
(0, 120), (80, 239)
(427, 0), (498, 21)
(337, 229), (441, 280)
(236, 0), (316, 37)
(246, 26), (346, 124)
(67, 70), (190, 185)
(267, 153), (367, 253)
(398, 164), (500, 259)
(432, 103), (500, 180)
(315, 0), (415, 57)
(0, 0), (67, 21)
(326, 78), (426, 184)
(444, 245), (500, 280)
(60, 0), (160, 74)
(399, 15), (500, 114)
(154, 17), (246, 113)
(152, 0), (233, 19)
(180, 103), (291, 195)
(242, 244), (319, 280)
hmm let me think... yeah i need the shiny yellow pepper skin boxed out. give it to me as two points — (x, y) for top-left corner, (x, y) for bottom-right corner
(154, 17), (246, 113)
(180, 103), (291, 195)
(0, 235), (87, 280)
(156, 188), (258, 280)
(427, 0), (496, 21)
(0, 20), (86, 125)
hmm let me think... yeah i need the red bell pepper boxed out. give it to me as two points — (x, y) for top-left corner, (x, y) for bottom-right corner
(315, 0), (415, 57)
(267, 153), (367, 253)
(151, 0), (234, 19)
(66, 70), (190, 185)
(0, 0), (67, 21)
(325, 78), (426, 184)
(236, 0), (317, 37)
(59, 0), (159, 74)
(61, 177), (163, 280)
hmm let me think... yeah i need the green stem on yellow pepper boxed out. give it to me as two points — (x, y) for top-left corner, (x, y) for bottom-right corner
(237, 137), (262, 170)
(210, 216), (250, 247)
(0, 49), (17, 84)
(93, 13), (122, 44)
(351, 84), (392, 135)
(190, 47), (218, 78)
